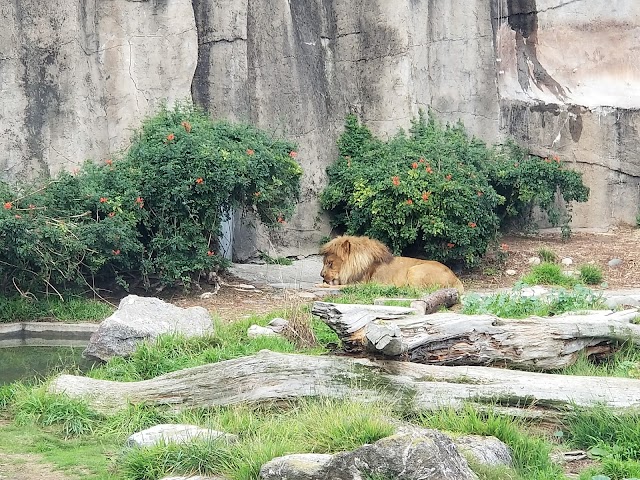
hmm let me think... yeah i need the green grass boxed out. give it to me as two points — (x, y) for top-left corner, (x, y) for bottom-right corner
(556, 343), (640, 378)
(522, 262), (576, 288)
(536, 248), (558, 264)
(578, 264), (604, 285)
(411, 404), (564, 480)
(328, 283), (433, 305)
(462, 285), (606, 318)
(0, 296), (114, 322)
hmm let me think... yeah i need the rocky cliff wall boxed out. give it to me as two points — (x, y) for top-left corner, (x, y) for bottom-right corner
(1, 0), (638, 259)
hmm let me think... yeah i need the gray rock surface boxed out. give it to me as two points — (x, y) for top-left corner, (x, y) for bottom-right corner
(260, 429), (478, 480)
(455, 434), (514, 467)
(83, 295), (213, 361)
(127, 424), (236, 448)
(2, 0), (640, 256)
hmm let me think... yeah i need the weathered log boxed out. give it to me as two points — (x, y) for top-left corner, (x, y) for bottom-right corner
(410, 288), (460, 314)
(312, 301), (640, 370)
(49, 350), (640, 418)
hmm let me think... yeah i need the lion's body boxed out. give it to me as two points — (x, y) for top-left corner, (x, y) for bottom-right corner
(320, 235), (464, 293)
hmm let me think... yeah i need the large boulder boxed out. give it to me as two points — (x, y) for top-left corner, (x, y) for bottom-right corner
(83, 295), (213, 361)
(260, 429), (479, 480)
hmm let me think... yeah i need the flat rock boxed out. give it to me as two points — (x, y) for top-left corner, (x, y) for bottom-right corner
(83, 295), (213, 361)
(455, 434), (513, 467)
(127, 424), (236, 448)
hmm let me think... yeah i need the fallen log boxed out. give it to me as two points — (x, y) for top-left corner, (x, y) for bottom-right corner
(312, 302), (640, 370)
(49, 350), (640, 418)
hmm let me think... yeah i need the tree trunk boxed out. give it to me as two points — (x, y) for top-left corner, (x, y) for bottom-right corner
(312, 302), (640, 370)
(49, 351), (640, 418)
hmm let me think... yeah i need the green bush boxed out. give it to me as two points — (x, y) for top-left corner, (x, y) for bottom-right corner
(521, 263), (576, 287)
(321, 112), (589, 265)
(0, 103), (302, 295)
(579, 264), (604, 285)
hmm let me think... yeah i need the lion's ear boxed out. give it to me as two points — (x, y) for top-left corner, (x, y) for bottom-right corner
(339, 239), (351, 258)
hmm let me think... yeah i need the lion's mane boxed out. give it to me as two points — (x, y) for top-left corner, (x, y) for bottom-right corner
(319, 235), (393, 284)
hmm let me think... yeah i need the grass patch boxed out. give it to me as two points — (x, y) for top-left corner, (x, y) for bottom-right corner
(328, 283), (432, 305)
(578, 264), (604, 285)
(522, 263), (576, 288)
(462, 285), (606, 318)
(536, 248), (558, 264)
(0, 296), (114, 322)
(411, 404), (564, 480)
(556, 343), (640, 378)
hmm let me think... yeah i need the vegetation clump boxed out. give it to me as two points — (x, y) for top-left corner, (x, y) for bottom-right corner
(0, 103), (302, 297)
(321, 112), (589, 266)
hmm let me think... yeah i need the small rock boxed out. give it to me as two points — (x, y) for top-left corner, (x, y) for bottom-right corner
(505, 269), (517, 276)
(297, 255), (306, 260)
(519, 286), (549, 298)
(561, 257), (573, 266)
(247, 325), (281, 338)
(528, 257), (541, 266)
(127, 424), (236, 448)
(199, 292), (217, 300)
(608, 258), (622, 267)
(267, 318), (289, 333)
(234, 283), (256, 290)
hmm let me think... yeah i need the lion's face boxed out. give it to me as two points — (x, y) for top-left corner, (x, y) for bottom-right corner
(320, 253), (344, 285)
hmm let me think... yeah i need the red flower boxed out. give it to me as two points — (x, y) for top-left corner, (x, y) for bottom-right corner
(289, 151), (297, 158)
(3, 202), (12, 210)
(392, 176), (400, 186)
(419, 158), (425, 163)
(195, 178), (204, 184)
(29, 204), (36, 210)
(477, 191), (484, 196)
(105, 159), (113, 166)
(166, 133), (175, 142)
(14, 215), (21, 219)
(406, 199), (413, 205)
(207, 250), (215, 256)
(277, 216), (286, 224)
(446, 174), (452, 181)
(108, 212), (115, 217)
(112, 249), (121, 255)
(135, 197), (144, 208)
(247, 149), (255, 156)
(553, 155), (560, 163)
(421, 191), (431, 201)
(181, 121), (192, 133)
(469, 222), (477, 228)
(412, 162), (418, 169)
(254, 191), (261, 197)
(425, 166), (433, 174)
(99, 197), (108, 203)
(500, 243), (509, 251)
(447, 243), (455, 248)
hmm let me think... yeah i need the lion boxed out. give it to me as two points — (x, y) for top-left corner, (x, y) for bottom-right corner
(319, 235), (464, 293)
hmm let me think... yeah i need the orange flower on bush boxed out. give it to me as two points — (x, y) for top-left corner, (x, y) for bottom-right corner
(289, 151), (297, 158)
(195, 178), (204, 184)
(105, 159), (113, 166)
(181, 121), (192, 133)
(419, 158), (425, 163)
(545, 157), (551, 163)
(99, 197), (108, 203)
(166, 133), (175, 142)
(108, 212), (115, 217)
(254, 191), (261, 197)
(412, 162), (418, 169)
(135, 197), (144, 208)
(392, 176), (400, 186)
(477, 191), (483, 196)
(14, 215), (21, 219)
(514, 162), (519, 167)
(112, 249), (121, 255)
(553, 155), (560, 163)
(469, 222), (477, 228)
(3, 202), (12, 210)
(447, 243), (455, 248)
(446, 174), (452, 181)
(277, 215), (286, 224)
(406, 199), (413, 205)
(500, 243), (509, 251)
(425, 166), (433, 174)
(421, 191), (431, 201)
(247, 149), (255, 156)
(207, 250), (215, 256)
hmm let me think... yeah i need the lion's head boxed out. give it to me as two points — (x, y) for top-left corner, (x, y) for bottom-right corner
(319, 235), (393, 285)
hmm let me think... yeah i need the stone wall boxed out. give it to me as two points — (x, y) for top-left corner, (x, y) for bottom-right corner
(1, 0), (638, 258)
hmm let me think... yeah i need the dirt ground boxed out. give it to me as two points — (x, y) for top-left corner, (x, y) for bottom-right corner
(172, 225), (640, 321)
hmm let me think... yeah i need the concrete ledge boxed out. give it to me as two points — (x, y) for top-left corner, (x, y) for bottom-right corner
(0, 322), (98, 348)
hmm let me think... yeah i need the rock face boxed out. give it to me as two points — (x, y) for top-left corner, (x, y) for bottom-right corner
(83, 295), (213, 361)
(127, 424), (236, 448)
(2, 0), (639, 255)
(260, 429), (479, 480)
